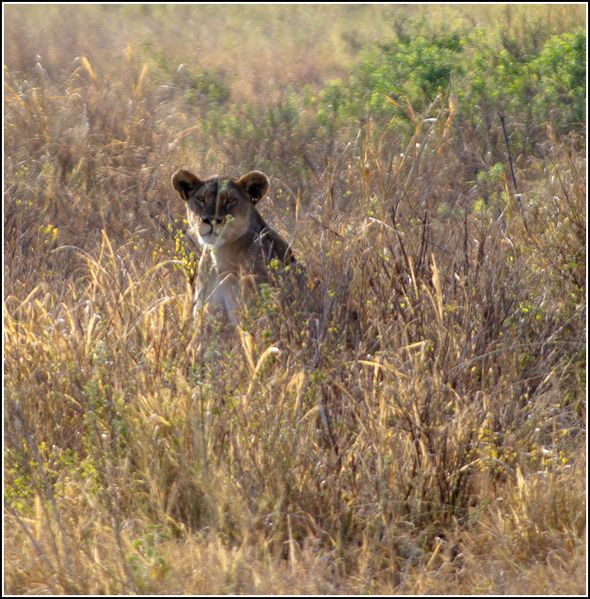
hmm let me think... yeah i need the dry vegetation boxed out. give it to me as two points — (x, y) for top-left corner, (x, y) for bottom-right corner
(4, 4), (587, 595)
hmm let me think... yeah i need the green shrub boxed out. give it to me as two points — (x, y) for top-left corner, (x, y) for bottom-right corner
(315, 18), (586, 155)
(531, 31), (586, 132)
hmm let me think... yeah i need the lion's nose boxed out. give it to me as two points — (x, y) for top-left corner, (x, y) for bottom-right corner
(202, 216), (224, 225)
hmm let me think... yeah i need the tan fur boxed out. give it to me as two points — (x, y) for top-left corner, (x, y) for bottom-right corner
(171, 169), (295, 324)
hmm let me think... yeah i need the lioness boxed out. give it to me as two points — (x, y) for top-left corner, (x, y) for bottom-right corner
(171, 169), (296, 324)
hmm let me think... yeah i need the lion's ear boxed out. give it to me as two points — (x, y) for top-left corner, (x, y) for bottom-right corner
(236, 170), (270, 204)
(171, 169), (203, 201)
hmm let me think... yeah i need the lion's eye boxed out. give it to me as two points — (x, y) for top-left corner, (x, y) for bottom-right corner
(226, 197), (237, 207)
(194, 195), (205, 205)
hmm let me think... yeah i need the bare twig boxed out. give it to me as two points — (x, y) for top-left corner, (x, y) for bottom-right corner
(499, 113), (519, 194)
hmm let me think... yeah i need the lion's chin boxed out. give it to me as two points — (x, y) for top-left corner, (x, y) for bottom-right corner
(199, 232), (227, 247)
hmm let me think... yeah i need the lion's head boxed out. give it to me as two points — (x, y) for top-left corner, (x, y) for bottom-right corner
(171, 170), (270, 248)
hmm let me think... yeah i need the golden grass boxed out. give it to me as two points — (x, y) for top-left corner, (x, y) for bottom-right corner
(4, 4), (586, 595)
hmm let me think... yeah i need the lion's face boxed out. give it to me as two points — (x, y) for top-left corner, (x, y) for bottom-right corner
(171, 170), (270, 247)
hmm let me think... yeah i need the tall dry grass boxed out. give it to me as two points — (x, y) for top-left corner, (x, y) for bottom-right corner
(4, 4), (586, 595)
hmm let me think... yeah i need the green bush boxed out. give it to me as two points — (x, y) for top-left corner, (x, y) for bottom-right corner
(356, 26), (465, 119)
(531, 31), (586, 132)
(315, 18), (586, 155)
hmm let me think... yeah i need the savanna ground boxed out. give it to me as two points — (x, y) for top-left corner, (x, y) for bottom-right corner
(3, 4), (587, 595)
